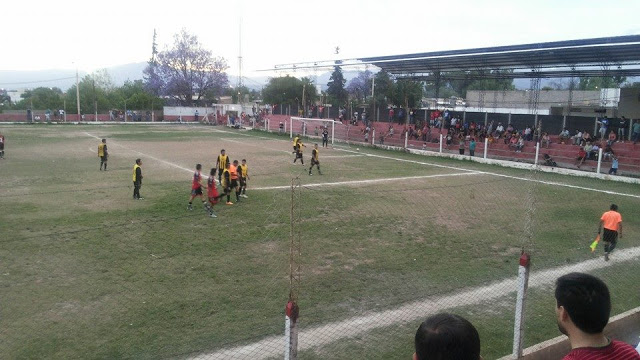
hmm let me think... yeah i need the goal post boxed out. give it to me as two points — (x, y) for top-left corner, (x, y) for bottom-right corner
(290, 117), (337, 145)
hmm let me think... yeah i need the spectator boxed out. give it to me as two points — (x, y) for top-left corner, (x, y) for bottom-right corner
(571, 130), (583, 145)
(458, 135), (465, 155)
(554, 272), (639, 359)
(515, 136), (525, 152)
(617, 116), (627, 142)
(607, 130), (616, 146)
(576, 147), (587, 168)
(598, 116), (609, 140)
(495, 122), (504, 135)
(609, 156), (619, 175)
(469, 138), (476, 157)
(559, 128), (570, 144)
(603, 143), (615, 161)
(541, 132), (551, 148)
(543, 153), (557, 167)
(414, 313), (481, 360)
(632, 120), (640, 144)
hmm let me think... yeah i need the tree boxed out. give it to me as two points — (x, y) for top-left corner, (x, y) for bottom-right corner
(144, 29), (229, 106)
(326, 65), (347, 106)
(15, 87), (64, 110)
(373, 70), (394, 108)
(346, 70), (373, 103)
(578, 76), (627, 90)
(261, 75), (315, 107)
(391, 80), (423, 109)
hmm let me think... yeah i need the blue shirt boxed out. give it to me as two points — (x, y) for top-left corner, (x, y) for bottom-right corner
(469, 141), (476, 151)
(612, 159), (619, 169)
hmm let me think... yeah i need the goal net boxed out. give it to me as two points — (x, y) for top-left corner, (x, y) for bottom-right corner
(289, 117), (369, 146)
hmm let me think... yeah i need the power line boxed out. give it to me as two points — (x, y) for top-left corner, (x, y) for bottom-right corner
(0, 76), (76, 86)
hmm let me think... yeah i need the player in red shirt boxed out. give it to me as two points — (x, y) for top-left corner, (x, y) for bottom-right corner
(206, 168), (220, 218)
(187, 164), (212, 214)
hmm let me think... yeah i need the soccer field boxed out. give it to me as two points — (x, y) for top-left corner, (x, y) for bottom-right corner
(1, 124), (639, 359)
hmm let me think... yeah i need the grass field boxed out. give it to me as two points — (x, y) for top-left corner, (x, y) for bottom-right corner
(1, 124), (639, 359)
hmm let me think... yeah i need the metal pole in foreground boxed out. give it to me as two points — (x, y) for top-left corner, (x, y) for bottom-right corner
(483, 137), (488, 159)
(534, 142), (540, 166)
(512, 252), (531, 358)
(439, 134), (443, 153)
(404, 131), (408, 148)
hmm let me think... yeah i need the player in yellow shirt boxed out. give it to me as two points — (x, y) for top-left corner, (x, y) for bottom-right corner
(293, 139), (305, 165)
(308, 144), (322, 175)
(98, 139), (108, 171)
(215, 149), (229, 184)
(238, 159), (250, 198)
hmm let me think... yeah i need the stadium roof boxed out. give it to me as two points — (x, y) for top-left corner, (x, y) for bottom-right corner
(271, 35), (640, 80)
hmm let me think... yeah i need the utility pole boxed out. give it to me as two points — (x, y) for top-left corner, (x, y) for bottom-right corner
(76, 68), (81, 121)
(302, 84), (306, 117)
(371, 76), (376, 122)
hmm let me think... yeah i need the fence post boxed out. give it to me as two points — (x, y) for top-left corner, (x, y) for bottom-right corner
(404, 131), (408, 148)
(484, 112), (488, 128)
(508, 113), (512, 125)
(463, 111), (467, 122)
(594, 117), (598, 135)
(597, 148), (603, 174)
(331, 120), (335, 146)
(629, 119), (634, 141)
(284, 301), (299, 360)
(512, 252), (531, 358)
(372, 129), (375, 145)
(534, 142), (540, 166)
(562, 115), (566, 131)
(439, 134), (443, 153)
(483, 138), (488, 159)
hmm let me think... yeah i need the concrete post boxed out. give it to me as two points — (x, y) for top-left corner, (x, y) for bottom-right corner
(439, 134), (443, 153)
(404, 131), (408, 148)
(562, 115), (566, 131)
(508, 113), (512, 125)
(372, 129), (375, 145)
(534, 142), (540, 166)
(484, 138), (488, 159)
(512, 252), (531, 359)
(597, 148), (603, 174)
(484, 112), (488, 128)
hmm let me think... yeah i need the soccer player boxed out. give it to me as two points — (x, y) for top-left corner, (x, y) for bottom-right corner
(293, 140), (305, 165)
(0, 132), (5, 159)
(132, 158), (143, 200)
(187, 164), (212, 214)
(238, 159), (250, 198)
(322, 127), (329, 148)
(309, 144), (322, 175)
(221, 162), (239, 205)
(98, 138), (108, 171)
(216, 149), (229, 184)
(597, 204), (623, 261)
(206, 168), (219, 218)
(292, 134), (300, 153)
(230, 160), (241, 202)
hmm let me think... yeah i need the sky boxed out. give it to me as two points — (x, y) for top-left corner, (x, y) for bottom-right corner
(3, 0), (640, 80)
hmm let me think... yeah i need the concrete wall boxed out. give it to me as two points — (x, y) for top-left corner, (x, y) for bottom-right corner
(466, 90), (601, 109)
(619, 87), (640, 119)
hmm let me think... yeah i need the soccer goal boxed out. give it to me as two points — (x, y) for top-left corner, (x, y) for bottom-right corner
(290, 117), (365, 146)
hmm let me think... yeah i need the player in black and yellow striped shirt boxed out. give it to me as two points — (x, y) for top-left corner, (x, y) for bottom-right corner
(238, 159), (250, 198)
(308, 144), (322, 175)
(216, 149), (229, 184)
(293, 139), (305, 165)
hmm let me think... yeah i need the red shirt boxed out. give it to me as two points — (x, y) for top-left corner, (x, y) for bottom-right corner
(563, 340), (640, 360)
(207, 176), (218, 199)
(192, 171), (202, 190)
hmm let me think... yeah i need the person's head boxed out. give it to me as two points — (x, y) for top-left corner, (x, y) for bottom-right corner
(221, 149), (226, 155)
(314, 143), (318, 149)
(610, 204), (618, 211)
(196, 164), (202, 171)
(242, 159), (246, 165)
(102, 138), (106, 143)
(414, 313), (480, 360)
(210, 168), (216, 176)
(136, 158), (142, 165)
(555, 272), (610, 336)
(233, 160), (239, 166)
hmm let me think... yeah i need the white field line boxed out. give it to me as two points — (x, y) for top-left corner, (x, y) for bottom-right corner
(190, 245), (640, 360)
(84, 132), (194, 174)
(322, 154), (364, 158)
(334, 148), (640, 200)
(251, 172), (477, 191)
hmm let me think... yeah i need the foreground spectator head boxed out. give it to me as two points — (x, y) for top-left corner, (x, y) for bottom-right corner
(555, 272), (610, 336)
(414, 313), (481, 360)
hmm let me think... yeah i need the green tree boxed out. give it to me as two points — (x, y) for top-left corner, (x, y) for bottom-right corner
(262, 76), (315, 107)
(326, 65), (347, 106)
(578, 76), (627, 90)
(391, 80), (423, 109)
(15, 87), (64, 110)
(373, 70), (394, 108)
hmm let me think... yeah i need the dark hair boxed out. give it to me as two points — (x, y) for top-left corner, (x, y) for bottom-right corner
(196, 164), (202, 170)
(210, 168), (216, 176)
(415, 313), (480, 360)
(135, 158), (141, 164)
(242, 159), (246, 162)
(610, 204), (618, 211)
(233, 160), (238, 164)
(221, 149), (225, 152)
(555, 272), (610, 334)
(102, 138), (106, 142)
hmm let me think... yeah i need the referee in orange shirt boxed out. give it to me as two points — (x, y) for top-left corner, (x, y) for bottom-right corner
(598, 204), (623, 261)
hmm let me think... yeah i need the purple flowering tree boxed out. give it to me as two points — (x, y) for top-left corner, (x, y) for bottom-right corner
(144, 29), (229, 106)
